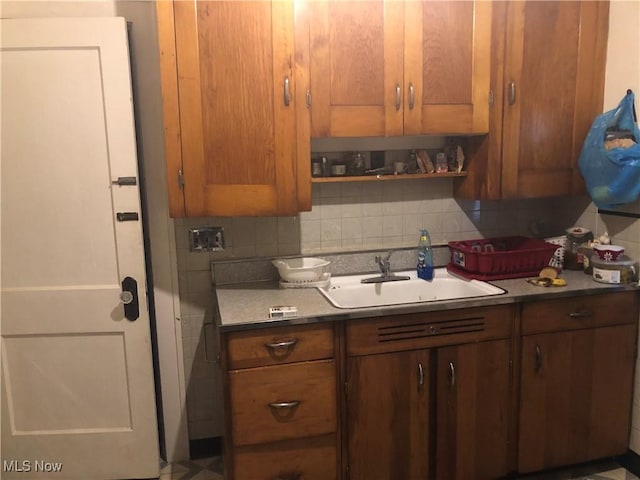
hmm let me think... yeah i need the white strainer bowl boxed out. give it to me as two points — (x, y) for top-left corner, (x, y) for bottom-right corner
(272, 257), (330, 283)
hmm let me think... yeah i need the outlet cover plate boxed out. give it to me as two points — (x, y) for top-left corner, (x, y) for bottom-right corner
(189, 227), (225, 252)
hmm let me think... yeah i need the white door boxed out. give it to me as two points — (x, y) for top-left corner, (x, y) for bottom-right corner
(0, 18), (159, 479)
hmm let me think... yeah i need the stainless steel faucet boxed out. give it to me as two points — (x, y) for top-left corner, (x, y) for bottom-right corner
(375, 251), (393, 278)
(361, 251), (410, 284)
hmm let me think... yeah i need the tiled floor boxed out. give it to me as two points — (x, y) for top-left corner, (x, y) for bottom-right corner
(514, 460), (639, 480)
(158, 457), (223, 480)
(157, 457), (638, 480)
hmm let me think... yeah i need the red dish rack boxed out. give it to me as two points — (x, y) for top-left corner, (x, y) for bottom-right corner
(447, 236), (558, 280)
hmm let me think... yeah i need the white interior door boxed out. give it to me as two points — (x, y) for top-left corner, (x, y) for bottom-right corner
(1, 17), (159, 479)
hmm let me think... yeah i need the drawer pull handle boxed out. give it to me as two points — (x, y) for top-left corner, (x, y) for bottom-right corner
(269, 400), (300, 410)
(265, 338), (298, 352)
(569, 310), (592, 318)
(535, 345), (542, 373)
(449, 361), (456, 391)
(417, 362), (424, 392)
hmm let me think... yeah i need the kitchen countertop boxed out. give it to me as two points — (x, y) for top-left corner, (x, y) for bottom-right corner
(214, 269), (640, 332)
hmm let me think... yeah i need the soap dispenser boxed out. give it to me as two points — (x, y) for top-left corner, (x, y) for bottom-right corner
(417, 229), (434, 280)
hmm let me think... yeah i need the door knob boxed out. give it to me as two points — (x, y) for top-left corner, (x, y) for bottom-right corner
(119, 291), (134, 304)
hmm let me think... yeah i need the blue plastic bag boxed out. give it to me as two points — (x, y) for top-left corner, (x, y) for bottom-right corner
(578, 90), (640, 208)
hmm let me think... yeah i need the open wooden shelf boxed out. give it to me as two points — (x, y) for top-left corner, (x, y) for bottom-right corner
(311, 171), (467, 183)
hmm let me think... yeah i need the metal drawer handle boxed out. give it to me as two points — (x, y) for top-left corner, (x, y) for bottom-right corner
(417, 362), (424, 391)
(265, 338), (298, 351)
(395, 83), (401, 111)
(569, 310), (593, 318)
(535, 345), (542, 373)
(449, 361), (456, 391)
(268, 400), (300, 410)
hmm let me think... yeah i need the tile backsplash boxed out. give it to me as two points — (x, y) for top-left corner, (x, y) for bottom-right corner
(175, 180), (639, 440)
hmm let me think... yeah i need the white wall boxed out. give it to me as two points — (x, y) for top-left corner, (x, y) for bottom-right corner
(600, 0), (640, 454)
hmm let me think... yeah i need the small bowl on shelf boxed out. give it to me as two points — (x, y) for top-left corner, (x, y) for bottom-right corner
(593, 244), (625, 262)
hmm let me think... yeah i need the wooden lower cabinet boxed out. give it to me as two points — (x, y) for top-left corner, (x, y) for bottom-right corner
(517, 292), (639, 473)
(222, 324), (338, 480)
(518, 324), (636, 473)
(436, 340), (510, 480)
(347, 350), (431, 480)
(221, 293), (638, 479)
(346, 307), (513, 480)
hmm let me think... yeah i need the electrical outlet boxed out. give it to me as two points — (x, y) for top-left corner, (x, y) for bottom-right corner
(188, 227), (225, 252)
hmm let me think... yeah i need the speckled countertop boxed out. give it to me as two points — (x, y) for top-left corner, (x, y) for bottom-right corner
(214, 268), (639, 332)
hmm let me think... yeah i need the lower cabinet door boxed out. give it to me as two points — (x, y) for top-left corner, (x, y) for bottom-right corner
(347, 349), (431, 480)
(436, 340), (511, 480)
(518, 324), (636, 473)
(233, 434), (337, 480)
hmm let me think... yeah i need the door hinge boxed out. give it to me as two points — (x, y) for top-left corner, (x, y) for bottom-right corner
(178, 169), (184, 189)
(489, 89), (495, 107)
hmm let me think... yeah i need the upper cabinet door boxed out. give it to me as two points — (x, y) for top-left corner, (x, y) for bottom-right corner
(309, 1), (404, 137)
(403, 1), (492, 135)
(308, 1), (491, 138)
(501, 1), (609, 198)
(161, 1), (305, 217)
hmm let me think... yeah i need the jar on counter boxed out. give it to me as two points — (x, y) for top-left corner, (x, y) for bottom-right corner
(579, 244), (595, 275)
(592, 255), (638, 284)
(563, 227), (594, 270)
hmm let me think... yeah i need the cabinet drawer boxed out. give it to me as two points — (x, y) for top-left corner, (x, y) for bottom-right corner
(521, 292), (639, 335)
(347, 305), (513, 356)
(229, 360), (337, 446)
(233, 434), (337, 480)
(226, 323), (334, 369)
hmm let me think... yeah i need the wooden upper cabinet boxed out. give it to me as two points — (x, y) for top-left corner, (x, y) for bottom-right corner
(501, 1), (609, 198)
(454, 0), (609, 200)
(308, 1), (491, 138)
(157, 1), (310, 217)
(403, 1), (491, 135)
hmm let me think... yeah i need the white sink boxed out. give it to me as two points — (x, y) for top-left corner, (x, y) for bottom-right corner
(318, 268), (505, 309)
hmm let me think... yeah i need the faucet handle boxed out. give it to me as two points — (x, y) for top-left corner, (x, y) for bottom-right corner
(383, 250), (393, 262)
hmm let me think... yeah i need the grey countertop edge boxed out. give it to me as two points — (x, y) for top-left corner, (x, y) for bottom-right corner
(214, 270), (640, 333)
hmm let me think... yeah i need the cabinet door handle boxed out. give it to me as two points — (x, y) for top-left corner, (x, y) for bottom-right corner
(268, 400), (300, 410)
(569, 310), (593, 318)
(408, 82), (415, 110)
(284, 76), (291, 106)
(508, 81), (516, 105)
(417, 362), (424, 391)
(535, 345), (542, 373)
(448, 361), (456, 391)
(395, 83), (401, 111)
(265, 338), (298, 352)
(305, 89), (311, 108)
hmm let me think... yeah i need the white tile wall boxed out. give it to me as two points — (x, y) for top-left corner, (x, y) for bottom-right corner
(175, 179), (602, 440)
